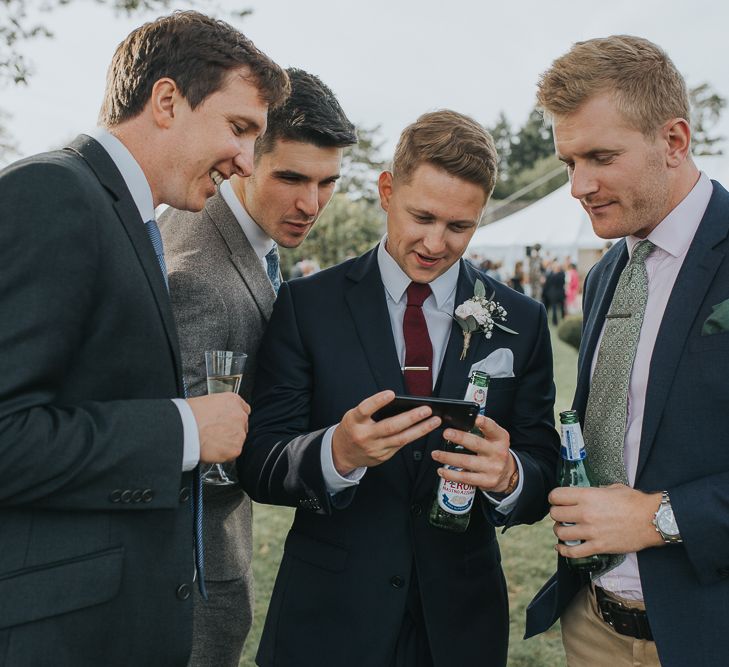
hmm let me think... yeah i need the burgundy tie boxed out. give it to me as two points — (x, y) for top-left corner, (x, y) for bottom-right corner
(403, 282), (433, 396)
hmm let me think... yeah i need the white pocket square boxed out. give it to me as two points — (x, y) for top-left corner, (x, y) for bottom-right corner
(469, 348), (515, 378)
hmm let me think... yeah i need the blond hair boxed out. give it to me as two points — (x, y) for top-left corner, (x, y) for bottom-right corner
(392, 110), (498, 199)
(537, 35), (689, 135)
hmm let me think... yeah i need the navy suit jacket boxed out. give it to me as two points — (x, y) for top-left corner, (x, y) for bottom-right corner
(526, 181), (729, 667)
(240, 248), (559, 667)
(0, 136), (196, 665)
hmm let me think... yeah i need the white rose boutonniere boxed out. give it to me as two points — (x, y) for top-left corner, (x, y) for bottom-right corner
(454, 279), (518, 360)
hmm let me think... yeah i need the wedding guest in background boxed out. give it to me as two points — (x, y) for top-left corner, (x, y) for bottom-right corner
(543, 259), (566, 325)
(565, 262), (580, 314)
(0, 11), (288, 665)
(509, 260), (526, 294)
(160, 67), (355, 667)
(526, 35), (729, 667)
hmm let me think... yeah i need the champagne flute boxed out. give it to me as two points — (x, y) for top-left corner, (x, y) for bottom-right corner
(202, 350), (247, 486)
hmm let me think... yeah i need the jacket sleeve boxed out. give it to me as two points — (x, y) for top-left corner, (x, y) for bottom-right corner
(237, 282), (347, 514)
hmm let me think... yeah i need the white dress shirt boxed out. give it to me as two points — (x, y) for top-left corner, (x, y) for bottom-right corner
(90, 128), (200, 472)
(594, 171), (712, 600)
(320, 238), (523, 514)
(220, 179), (275, 271)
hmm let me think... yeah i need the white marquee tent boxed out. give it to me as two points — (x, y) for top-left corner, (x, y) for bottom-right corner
(468, 182), (608, 272)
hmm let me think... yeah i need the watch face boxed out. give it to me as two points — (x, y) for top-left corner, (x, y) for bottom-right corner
(657, 506), (679, 536)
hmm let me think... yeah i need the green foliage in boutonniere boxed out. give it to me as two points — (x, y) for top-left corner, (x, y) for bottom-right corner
(454, 279), (518, 360)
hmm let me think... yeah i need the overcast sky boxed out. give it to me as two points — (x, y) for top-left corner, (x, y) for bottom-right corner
(3, 0), (728, 165)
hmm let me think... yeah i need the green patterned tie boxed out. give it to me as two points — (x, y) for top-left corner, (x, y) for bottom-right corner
(583, 239), (655, 576)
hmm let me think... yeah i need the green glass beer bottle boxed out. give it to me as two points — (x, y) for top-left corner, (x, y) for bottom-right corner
(428, 371), (490, 532)
(558, 410), (610, 572)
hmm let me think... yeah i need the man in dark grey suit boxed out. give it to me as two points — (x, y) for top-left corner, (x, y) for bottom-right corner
(160, 68), (356, 667)
(0, 12), (288, 665)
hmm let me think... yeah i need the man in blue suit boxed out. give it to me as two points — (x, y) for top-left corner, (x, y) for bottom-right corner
(240, 110), (559, 667)
(525, 35), (729, 667)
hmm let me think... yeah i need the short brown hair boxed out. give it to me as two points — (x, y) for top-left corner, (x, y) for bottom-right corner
(392, 110), (498, 199)
(537, 35), (689, 135)
(99, 10), (289, 126)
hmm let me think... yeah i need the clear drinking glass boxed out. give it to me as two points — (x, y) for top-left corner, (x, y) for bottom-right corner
(201, 350), (247, 486)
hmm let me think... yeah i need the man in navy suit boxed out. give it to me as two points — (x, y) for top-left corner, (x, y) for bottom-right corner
(240, 110), (559, 667)
(525, 35), (729, 667)
(0, 12), (288, 665)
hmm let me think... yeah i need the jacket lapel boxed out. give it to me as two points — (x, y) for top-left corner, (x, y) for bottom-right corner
(206, 193), (276, 321)
(344, 247), (405, 395)
(637, 184), (729, 479)
(67, 135), (185, 394)
(344, 248), (410, 480)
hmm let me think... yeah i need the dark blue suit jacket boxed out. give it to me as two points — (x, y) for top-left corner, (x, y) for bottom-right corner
(240, 248), (559, 667)
(526, 181), (729, 667)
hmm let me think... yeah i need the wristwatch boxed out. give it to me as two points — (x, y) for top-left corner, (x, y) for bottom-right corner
(652, 491), (682, 544)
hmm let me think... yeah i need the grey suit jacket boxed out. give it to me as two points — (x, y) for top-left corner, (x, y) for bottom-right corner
(160, 192), (276, 582)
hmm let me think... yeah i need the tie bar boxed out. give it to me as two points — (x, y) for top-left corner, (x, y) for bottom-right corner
(401, 366), (430, 371)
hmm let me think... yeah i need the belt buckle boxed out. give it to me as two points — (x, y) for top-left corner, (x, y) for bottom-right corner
(595, 587), (652, 641)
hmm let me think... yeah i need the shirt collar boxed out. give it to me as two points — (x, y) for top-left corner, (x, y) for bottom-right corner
(627, 171), (713, 259)
(219, 179), (275, 260)
(376, 235), (460, 310)
(90, 128), (155, 223)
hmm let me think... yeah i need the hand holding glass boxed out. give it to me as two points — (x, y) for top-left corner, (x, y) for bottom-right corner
(202, 350), (247, 485)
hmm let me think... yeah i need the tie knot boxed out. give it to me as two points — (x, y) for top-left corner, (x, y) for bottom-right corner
(630, 239), (656, 264)
(406, 282), (432, 308)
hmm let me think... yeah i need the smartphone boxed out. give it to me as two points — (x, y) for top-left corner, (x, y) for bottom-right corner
(372, 395), (479, 432)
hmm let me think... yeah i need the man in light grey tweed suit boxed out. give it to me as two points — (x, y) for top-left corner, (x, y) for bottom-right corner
(159, 68), (356, 667)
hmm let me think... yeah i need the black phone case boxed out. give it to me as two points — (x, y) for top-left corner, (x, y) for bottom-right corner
(372, 396), (479, 431)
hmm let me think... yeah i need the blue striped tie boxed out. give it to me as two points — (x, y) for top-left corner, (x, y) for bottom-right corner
(144, 219), (169, 291)
(265, 245), (281, 293)
(144, 218), (207, 599)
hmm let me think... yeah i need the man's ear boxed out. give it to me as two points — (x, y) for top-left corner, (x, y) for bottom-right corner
(662, 117), (691, 168)
(149, 78), (181, 129)
(378, 171), (394, 212)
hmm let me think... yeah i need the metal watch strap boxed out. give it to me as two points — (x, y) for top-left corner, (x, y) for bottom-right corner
(653, 490), (682, 544)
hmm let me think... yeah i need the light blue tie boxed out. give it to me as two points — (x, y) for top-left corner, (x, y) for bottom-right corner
(265, 245), (281, 293)
(144, 219), (169, 291)
(144, 218), (207, 599)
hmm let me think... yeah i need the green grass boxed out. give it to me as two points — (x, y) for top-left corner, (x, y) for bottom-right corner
(241, 325), (578, 666)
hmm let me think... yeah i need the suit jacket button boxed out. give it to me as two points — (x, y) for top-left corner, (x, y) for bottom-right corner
(179, 487), (191, 503)
(410, 503), (422, 516)
(176, 584), (191, 600)
(717, 567), (729, 578)
(131, 489), (142, 503)
(120, 490), (132, 503)
(390, 576), (405, 589)
(109, 489), (122, 503)
(142, 489), (154, 503)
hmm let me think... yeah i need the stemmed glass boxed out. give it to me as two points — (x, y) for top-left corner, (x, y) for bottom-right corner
(202, 350), (247, 486)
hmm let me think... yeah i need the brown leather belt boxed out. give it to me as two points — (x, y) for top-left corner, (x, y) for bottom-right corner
(594, 586), (653, 641)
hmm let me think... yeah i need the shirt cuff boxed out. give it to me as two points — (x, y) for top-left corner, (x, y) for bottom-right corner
(320, 425), (367, 494)
(482, 450), (524, 515)
(172, 398), (200, 471)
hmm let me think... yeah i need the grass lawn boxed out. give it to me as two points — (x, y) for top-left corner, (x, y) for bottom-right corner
(241, 324), (578, 666)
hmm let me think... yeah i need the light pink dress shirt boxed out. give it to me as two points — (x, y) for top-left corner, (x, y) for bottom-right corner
(593, 172), (713, 600)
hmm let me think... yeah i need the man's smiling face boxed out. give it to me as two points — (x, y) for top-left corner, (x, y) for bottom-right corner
(379, 162), (486, 283)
